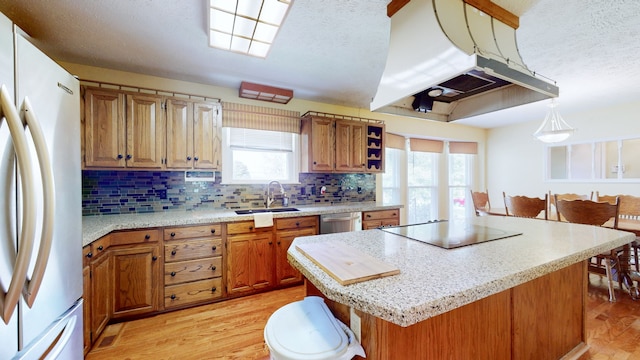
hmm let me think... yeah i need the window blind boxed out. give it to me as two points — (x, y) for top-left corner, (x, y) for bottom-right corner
(222, 102), (300, 133)
(386, 133), (406, 150)
(229, 127), (294, 152)
(449, 141), (478, 154)
(409, 138), (444, 153)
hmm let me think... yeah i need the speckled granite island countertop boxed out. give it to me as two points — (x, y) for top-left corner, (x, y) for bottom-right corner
(287, 215), (635, 328)
(82, 202), (401, 247)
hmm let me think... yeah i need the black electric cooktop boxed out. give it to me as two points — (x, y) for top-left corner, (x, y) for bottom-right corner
(380, 220), (522, 249)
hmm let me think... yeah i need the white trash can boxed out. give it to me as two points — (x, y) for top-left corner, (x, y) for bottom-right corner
(264, 296), (366, 360)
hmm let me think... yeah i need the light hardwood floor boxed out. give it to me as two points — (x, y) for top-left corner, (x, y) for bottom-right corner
(86, 276), (640, 360)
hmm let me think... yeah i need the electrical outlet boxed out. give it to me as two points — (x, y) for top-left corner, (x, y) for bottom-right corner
(350, 307), (361, 342)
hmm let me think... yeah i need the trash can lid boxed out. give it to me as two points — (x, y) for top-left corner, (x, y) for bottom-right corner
(264, 296), (350, 360)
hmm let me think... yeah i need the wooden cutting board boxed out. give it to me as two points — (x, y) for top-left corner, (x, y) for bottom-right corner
(296, 241), (400, 285)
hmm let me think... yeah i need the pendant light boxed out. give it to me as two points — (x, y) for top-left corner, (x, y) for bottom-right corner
(533, 98), (575, 143)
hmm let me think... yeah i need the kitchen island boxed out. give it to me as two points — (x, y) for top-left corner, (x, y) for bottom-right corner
(288, 216), (635, 359)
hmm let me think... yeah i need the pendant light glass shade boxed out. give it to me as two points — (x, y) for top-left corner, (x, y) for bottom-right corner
(533, 99), (575, 143)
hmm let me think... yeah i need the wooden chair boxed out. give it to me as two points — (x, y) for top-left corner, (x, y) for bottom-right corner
(503, 192), (548, 220)
(549, 192), (593, 221)
(555, 196), (622, 302)
(470, 190), (491, 216)
(596, 192), (640, 272)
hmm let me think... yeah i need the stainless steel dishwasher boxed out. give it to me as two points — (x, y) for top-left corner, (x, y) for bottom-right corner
(320, 212), (362, 233)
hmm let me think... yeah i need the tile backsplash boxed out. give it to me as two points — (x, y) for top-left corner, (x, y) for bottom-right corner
(82, 171), (376, 216)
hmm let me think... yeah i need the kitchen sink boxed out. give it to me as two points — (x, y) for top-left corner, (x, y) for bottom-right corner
(234, 207), (299, 215)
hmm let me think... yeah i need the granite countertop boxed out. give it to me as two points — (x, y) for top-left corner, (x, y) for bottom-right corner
(82, 202), (401, 247)
(287, 215), (635, 327)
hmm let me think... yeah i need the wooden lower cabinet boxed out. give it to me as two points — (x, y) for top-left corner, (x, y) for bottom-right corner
(111, 244), (161, 319)
(163, 224), (224, 309)
(82, 236), (111, 354)
(227, 216), (319, 295)
(362, 208), (400, 229)
(227, 230), (275, 295)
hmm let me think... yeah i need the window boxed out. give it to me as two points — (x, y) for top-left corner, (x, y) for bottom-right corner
(449, 153), (474, 221)
(407, 151), (438, 224)
(382, 147), (402, 205)
(222, 127), (299, 184)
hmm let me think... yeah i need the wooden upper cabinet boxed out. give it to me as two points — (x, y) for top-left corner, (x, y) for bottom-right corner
(83, 87), (165, 169)
(335, 120), (366, 172)
(165, 98), (193, 169)
(84, 88), (126, 167)
(192, 102), (221, 170)
(301, 113), (385, 173)
(165, 99), (221, 170)
(301, 116), (334, 172)
(126, 94), (164, 168)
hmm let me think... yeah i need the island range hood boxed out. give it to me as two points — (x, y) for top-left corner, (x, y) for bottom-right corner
(370, 0), (559, 122)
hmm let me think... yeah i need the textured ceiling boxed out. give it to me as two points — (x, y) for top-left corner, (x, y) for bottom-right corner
(1, 0), (639, 128)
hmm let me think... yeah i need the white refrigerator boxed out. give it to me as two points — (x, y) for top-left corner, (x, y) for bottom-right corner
(0, 11), (83, 360)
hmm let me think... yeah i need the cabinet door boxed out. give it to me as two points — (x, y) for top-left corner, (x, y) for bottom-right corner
(193, 102), (221, 169)
(227, 232), (274, 295)
(111, 245), (160, 318)
(165, 98), (193, 169)
(276, 227), (316, 286)
(335, 120), (366, 172)
(90, 252), (111, 341)
(310, 117), (334, 172)
(82, 265), (91, 355)
(125, 94), (164, 168)
(84, 88), (125, 167)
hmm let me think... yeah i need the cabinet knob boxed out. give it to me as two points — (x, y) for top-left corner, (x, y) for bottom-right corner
(295, 222), (300, 226)
(145, 234), (151, 240)
(212, 245), (217, 251)
(86, 252), (93, 258)
(277, 241), (281, 245)
(170, 294), (176, 300)
(211, 266), (216, 271)
(249, 226), (254, 230)
(211, 287), (217, 293)
(117, 154), (123, 159)
(366, 214), (371, 218)
(313, 161), (317, 165)
(269, 241), (273, 245)
(194, 157), (199, 161)
(170, 232), (176, 237)
(187, 156), (192, 160)
(152, 256), (158, 261)
(126, 154), (132, 160)
(171, 250), (177, 256)
(170, 271), (176, 277)
(210, 229), (216, 234)
(392, 213), (397, 216)
(97, 245), (103, 251)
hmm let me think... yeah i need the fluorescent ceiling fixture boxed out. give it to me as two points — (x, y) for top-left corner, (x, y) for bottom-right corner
(240, 81), (293, 104)
(209, 0), (292, 58)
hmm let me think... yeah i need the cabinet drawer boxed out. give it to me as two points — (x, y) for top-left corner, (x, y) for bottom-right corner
(164, 278), (222, 308)
(110, 229), (159, 246)
(165, 239), (222, 262)
(227, 221), (272, 235)
(164, 257), (222, 285)
(275, 216), (318, 231)
(164, 224), (221, 240)
(82, 246), (91, 268)
(362, 220), (382, 230)
(363, 209), (399, 221)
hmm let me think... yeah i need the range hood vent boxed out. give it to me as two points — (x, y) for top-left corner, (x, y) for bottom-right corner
(371, 0), (559, 122)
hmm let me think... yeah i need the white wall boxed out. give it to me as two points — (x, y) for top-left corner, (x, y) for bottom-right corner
(487, 100), (640, 207)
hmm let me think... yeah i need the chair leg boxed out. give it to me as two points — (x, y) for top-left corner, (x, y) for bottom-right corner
(634, 243), (639, 272)
(604, 258), (617, 302)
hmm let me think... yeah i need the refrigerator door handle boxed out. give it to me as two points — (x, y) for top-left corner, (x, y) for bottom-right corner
(0, 84), (37, 324)
(21, 97), (56, 307)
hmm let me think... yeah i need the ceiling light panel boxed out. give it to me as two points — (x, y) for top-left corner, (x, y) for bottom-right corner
(209, 0), (293, 58)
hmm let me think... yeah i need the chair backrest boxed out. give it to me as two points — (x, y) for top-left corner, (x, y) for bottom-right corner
(503, 192), (548, 219)
(596, 192), (640, 220)
(470, 190), (491, 216)
(554, 196), (620, 228)
(550, 192), (593, 221)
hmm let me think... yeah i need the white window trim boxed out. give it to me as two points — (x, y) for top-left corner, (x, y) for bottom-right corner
(221, 127), (300, 185)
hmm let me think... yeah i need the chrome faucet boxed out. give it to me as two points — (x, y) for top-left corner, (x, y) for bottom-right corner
(265, 180), (287, 208)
